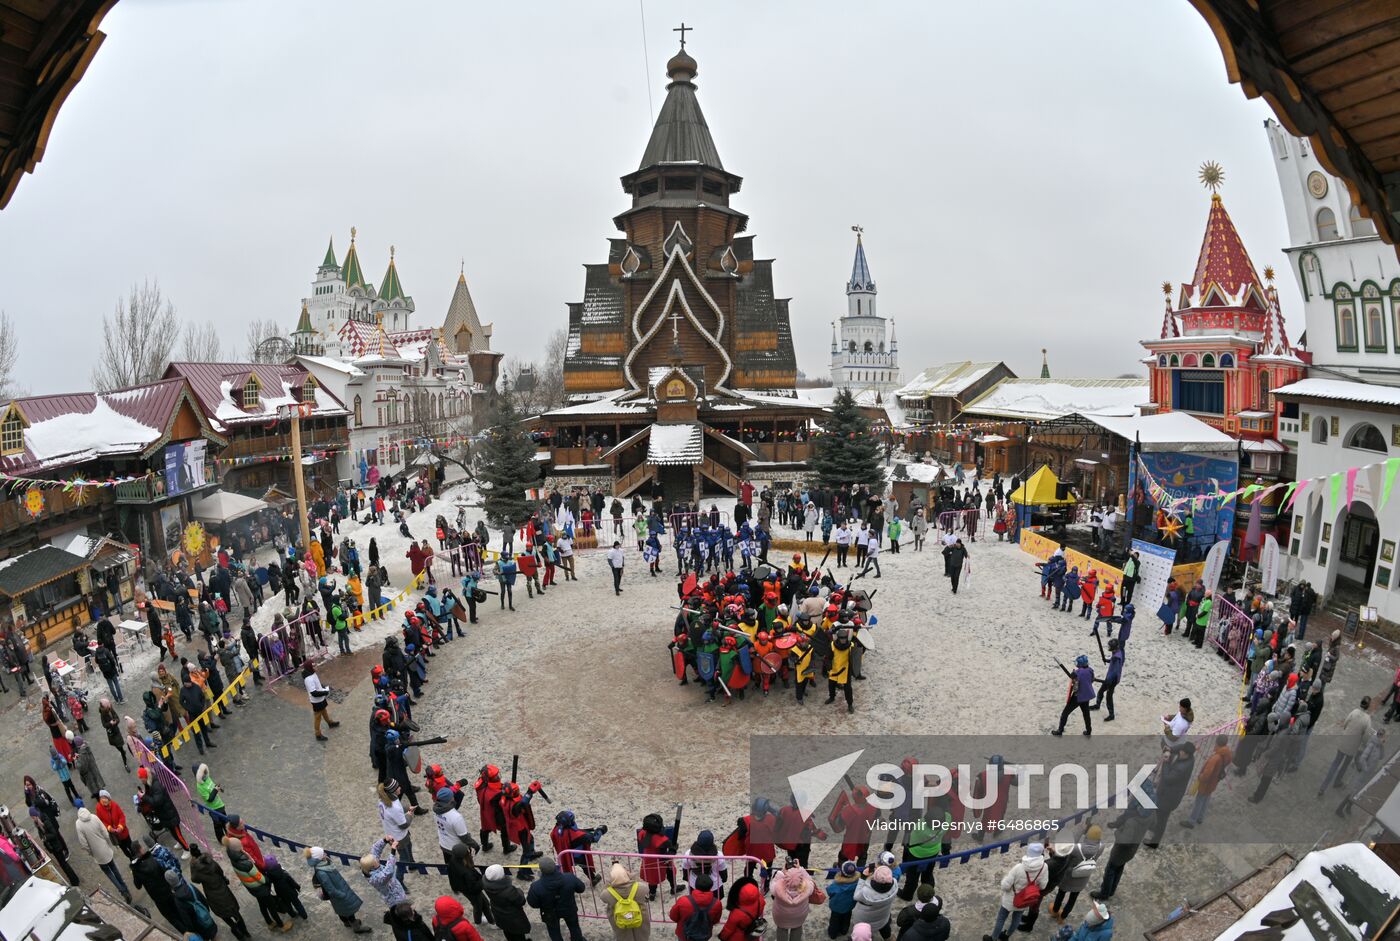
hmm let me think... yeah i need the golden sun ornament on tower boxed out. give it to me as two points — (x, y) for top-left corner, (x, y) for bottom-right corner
(1161, 281), (1173, 297)
(1263, 265), (1276, 283)
(1198, 161), (1225, 193)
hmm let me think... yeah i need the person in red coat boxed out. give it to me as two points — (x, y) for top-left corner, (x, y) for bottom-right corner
(830, 787), (879, 866)
(495, 782), (543, 879)
(1078, 570), (1099, 620)
(669, 874), (723, 940)
(549, 810), (606, 884)
(432, 895), (484, 941)
(406, 544), (427, 583)
(719, 879), (765, 941)
(94, 789), (134, 858)
(474, 765), (511, 853)
(637, 813), (677, 900)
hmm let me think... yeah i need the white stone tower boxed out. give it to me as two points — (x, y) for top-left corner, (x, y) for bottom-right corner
(831, 227), (899, 393)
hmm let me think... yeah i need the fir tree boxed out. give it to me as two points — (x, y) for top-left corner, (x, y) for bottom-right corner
(810, 388), (884, 490)
(475, 391), (541, 531)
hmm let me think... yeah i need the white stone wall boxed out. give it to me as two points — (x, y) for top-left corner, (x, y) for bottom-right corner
(1289, 401), (1399, 620)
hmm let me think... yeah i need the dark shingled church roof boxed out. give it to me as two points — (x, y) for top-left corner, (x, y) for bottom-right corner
(638, 47), (724, 171)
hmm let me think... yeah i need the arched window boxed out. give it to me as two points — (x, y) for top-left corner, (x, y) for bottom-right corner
(353, 395), (362, 426)
(1317, 207), (1339, 241)
(1157, 355), (1167, 367)
(1350, 204), (1377, 237)
(1169, 354), (1179, 367)
(1182, 353), (1199, 367)
(863, 341), (874, 353)
(1337, 301), (1358, 350)
(848, 341), (857, 354)
(438, 393), (445, 420)
(1345, 422), (1388, 453)
(1312, 417), (1328, 444)
(1219, 353), (1234, 368)
(1258, 371), (1270, 408)
(1202, 353), (1216, 367)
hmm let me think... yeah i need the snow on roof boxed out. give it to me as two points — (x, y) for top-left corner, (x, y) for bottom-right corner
(647, 423), (704, 465)
(960, 378), (1148, 422)
(1275, 377), (1400, 408)
(888, 460), (957, 483)
(1241, 438), (1287, 453)
(1216, 843), (1400, 940)
(23, 398), (161, 466)
(895, 362), (1003, 399)
(543, 390), (652, 418)
(731, 389), (829, 410)
(1077, 411), (1238, 452)
(298, 355), (366, 377)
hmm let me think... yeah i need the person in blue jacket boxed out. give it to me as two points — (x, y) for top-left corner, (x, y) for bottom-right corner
(495, 558), (517, 612)
(1091, 638), (1124, 722)
(825, 860), (861, 939)
(1060, 567), (1081, 613)
(1052, 655), (1099, 737)
(1068, 899), (1113, 940)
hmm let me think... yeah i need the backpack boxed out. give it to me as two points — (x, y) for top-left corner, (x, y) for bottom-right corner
(608, 883), (643, 931)
(434, 917), (465, 941)
(682, 897), (713, 941)
(1011, 865), (1043, 909)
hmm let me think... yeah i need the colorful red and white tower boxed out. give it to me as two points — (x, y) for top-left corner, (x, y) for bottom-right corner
(1142, 163), (1306, 475)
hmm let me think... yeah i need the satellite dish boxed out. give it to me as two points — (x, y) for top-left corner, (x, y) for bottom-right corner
(255, 336), (295, 364)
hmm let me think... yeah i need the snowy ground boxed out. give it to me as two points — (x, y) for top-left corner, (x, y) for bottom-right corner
(0, 478), (1395, 941)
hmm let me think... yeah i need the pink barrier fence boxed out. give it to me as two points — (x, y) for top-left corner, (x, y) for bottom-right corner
(1209, 595), (1254, 672)
(127, 735), (214, 854)
(557, 850), (762, 922)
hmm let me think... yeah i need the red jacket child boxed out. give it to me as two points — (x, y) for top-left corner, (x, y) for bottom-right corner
(669, 883), (722, 941)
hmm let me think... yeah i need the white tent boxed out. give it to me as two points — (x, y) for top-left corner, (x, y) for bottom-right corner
(190, 490), (268, 524)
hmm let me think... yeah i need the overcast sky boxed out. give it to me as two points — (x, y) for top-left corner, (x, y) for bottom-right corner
(0, 0), (1302, 395)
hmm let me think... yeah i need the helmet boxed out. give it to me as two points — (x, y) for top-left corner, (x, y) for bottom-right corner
(778, 604), (789, 614)
(744, 608), (757, 621)
(721, 636), (737, 650)
(1075, 654), (1090, 667)
(371, 664), (384, 677)
(792, 553), (802, 563)
(484, 764), (500, 781)
(428, 764), (443, 778)
(556, 810), (576, 828)
(756, 631), (771, 644)
(385, 729), (400, 743)
(416, 602), (426, 612)
(374, 709), (391, 726)
(427, 587), (437, 596)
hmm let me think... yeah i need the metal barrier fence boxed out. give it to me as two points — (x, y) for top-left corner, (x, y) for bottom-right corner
(1209, 595), (1254, 673)
(127, 735), (215, 854)
(558, 851), (762, 922)
(936, 509), (985, 538)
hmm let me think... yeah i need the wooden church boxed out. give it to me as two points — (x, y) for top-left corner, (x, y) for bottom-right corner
(537, 37), (827, 503)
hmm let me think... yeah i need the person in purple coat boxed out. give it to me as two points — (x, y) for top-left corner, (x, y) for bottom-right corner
(1052, 655), (1099, 737)
(1091, 639), (1124, 722)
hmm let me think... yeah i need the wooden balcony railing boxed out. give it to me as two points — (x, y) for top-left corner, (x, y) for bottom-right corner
(699, 457), (740, 494)
(749, 441), (813, 463)
(615, 462), (656, 497)
(114, 462), (220, 504)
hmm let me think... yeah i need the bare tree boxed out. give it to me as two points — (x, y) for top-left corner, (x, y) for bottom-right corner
(92, 280), (180, 391)
(0, 312), (18, 399)
(181, 321), (225, 362)
(245, 318), (284, 360)
(501, 328), (568, 415)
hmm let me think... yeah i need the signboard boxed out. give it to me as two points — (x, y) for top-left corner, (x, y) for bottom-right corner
(1260, 534), (1281, 595)
(1344, 609), (1360, 638)
(1201, 539), (1229, 596)
(1130, 539), (1177, 613)
(163, 440), (207, 496)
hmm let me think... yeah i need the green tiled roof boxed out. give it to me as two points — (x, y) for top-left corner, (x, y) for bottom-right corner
(379, 251), (406, 302)
(321, 237), (338, 270)
(342, 238), (368, 290)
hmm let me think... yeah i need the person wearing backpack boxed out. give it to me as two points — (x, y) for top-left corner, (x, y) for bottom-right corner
(720, 877), (766, 941)
(983, 843), (1048, 941)
(669, 873), (723, 941)
(526, 856), (586, 941)
(604, 862), (651, 941)
(432, 895), (485, 941)
(1049, 828), (1102, 924)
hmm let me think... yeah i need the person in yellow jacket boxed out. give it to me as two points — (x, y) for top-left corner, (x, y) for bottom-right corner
(826, 629), (854, 714)
(793, 635), (816, 704)
(309, 540), (326, 578)
(347, 574), (364, 609)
